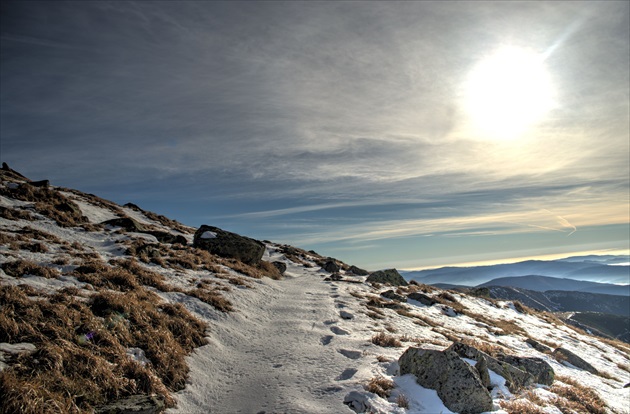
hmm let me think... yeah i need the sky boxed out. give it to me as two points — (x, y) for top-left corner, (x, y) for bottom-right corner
(1, 1), (629, 271)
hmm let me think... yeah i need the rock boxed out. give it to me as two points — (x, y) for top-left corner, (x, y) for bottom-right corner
(30, 179), (50, 188)
(329, 272), (343, 281)
(348, 265), (369, 276)
(381, 289), (407, 302)
(322, 260), (341, 273)
(399, 347), (493, 414)
(344, 391), (372, 413)
(499, 355), (555, 385)
(447, 342), (534, 390)
(525, 337), (552, 353)
(103, 217), (149, 232)
(475, 356), (492, 390)
(366, 269), (408, 286)
(146, 231), (187, 245)
(553, 347), (599, 375)
(94, 394), (165, 414)
(272, 261), (287, 274)
(408, 292), (438, 306)
(193, 225), (265, 265)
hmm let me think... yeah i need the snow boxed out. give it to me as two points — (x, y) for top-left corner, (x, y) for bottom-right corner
(200, 231), (217, 239)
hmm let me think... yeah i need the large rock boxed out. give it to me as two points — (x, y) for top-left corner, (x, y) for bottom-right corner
(103, 217), (149, 232)
(348, 265), (369, 276)
(399, 347), (493, 414)
(553, 347), (599, 375)
(447, 342), (534, 390)
(366, 269), (408, 286)
(499, 355), (555, 385)
(322, 259), (341, 273)
(381, 289), (407, 302)
(146, 231), (187, 245)
(408, 292), (438, 306)
(193, 225), (265, 265)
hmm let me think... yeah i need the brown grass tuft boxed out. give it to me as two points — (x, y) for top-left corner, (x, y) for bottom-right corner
(1, 259), (60, 279)
(549, 375), (607, 414)
(365, 376), (395, 398)
(371, 332), (402, 347)
(187, 288), (234, 312)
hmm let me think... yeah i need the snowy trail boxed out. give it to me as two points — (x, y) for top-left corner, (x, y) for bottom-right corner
(168, 263), (362, 414)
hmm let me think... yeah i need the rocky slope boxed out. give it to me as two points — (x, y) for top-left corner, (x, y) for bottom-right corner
(1, 165), (629, 414)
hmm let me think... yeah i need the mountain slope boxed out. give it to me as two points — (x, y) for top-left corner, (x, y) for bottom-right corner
(1, 166), (630, 414)
(478, 275), (630, 296)
(403, 259), (630, 286)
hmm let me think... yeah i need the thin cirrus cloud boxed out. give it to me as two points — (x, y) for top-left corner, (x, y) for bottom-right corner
(1, 1), (628, 267)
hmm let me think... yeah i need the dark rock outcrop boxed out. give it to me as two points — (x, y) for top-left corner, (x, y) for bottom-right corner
(475, 356), (491, 389)
(30, 179), (50, 188)
(366, 269), (408, 286)
(272, 261), (287, 274)
(322, 260), (341, 273)
(525, 337), (552, 353)
(499, 355), (554, 385)
(103, 217), (149, 232)
(193, 225), (265, 265)
(348, 265), (369, 276)
(553, 347), (599, 375)
(399, 347), (493, 414)
(447, 342), (534, 390)
(146, 231), (187, 245)
(94, 394), (165, 414)
(381, 289), (407, 302)
(408, 292), (438, 306)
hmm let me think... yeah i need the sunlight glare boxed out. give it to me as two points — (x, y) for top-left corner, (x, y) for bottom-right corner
(465, 46), (555, 140)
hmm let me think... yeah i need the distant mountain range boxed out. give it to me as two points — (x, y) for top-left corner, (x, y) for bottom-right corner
(401, 255), (630, 287)
(478, 275), (629, 296)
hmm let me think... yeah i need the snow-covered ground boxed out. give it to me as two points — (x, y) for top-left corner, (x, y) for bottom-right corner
(1, 175), (629, 413)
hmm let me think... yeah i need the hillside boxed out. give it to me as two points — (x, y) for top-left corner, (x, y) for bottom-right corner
(479, 275), (629, 296)
(481, 286), (629, 317)
(403, 259), (630, 287)
(1, 166), (630, 414)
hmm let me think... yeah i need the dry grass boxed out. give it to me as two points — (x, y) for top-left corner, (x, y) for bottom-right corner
(1, 259), (60, 279)
(549, 376), (607, 414)
(499, 398), (547, 414)
(0, 284), (208, 413)
(460, 337), (508, 357)
(462, 310), (526, 336)
(0, 206), (34, 221)
(365, 376), (395, 398)
(371, 332), (402, 347)
(187, 288), (233, 312)
(218, 258), (283, 280)
(396, 393), (409, 409)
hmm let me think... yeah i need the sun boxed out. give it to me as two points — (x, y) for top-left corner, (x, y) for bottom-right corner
(464, 46), (555, 140)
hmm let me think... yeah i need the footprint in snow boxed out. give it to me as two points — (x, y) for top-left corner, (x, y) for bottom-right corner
(323, 319), (337, 325)
(320, 335), (334, 345)
(330, 326), (350, 335)
(331, 294), (340, 298)
(339, 310), (354, 320)
(335, 368), (358, 381)
(338, 349), (362, 359)
(336, 302), (347, 309)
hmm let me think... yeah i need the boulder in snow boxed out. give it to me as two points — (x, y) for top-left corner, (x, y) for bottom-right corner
(272, 261), (287, 274)
(348, 265), (369, 276)
(381, 289), (407, 302)
(322, 259), (341, 273)
(399, 346), (494, 414)
(193, 225), (265, 265)
(408, 292), (438, 306)
(366, 269), (408, 286)
(553, 347), (599, 375)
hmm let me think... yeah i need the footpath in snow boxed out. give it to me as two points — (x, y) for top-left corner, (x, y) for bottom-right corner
(167, 252), (368, 414)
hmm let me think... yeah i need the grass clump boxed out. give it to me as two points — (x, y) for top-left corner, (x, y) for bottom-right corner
(549, 375), (607, 414)
(365, 376), (395, 398)
(1, 259), (59, 279)
(371, 332), (402, 347)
